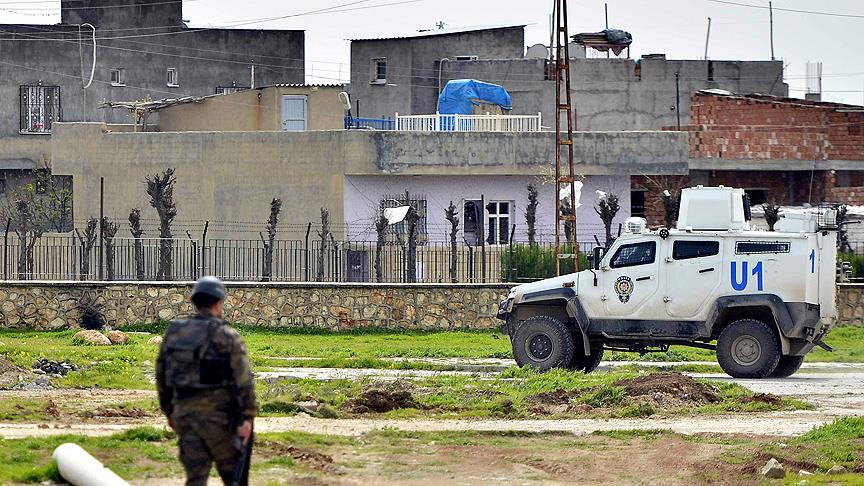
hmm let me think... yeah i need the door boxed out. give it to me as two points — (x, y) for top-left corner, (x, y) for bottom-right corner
(281, 95), (307, 131)
(664, 238), (723, 319)
(601, 239), (662, 318)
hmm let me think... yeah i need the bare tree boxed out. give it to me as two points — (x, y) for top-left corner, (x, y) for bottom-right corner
(75, 218), (98, 280)
(404, 191), (421, 283)
(594, 191), (621, 248)
(445, 201), (460, 283)
(145, 168), (177, 280)
(316, 207), (330, 282)
(640, 174), (687, 228)
(374, 210), (388, 283)
(260, 198), (282, 282)
(838, 205), (852, 253)
(101, 217), (120, 280)
(128, 208), (145, 280)
(763, 203), (781, 231)
(525, 183), (539, 245)
(560, 198), (575, 245)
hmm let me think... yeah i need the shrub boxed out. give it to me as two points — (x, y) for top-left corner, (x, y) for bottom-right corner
(501, 244), (588, 281)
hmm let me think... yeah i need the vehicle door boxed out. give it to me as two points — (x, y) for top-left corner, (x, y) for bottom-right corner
(601, 239), (663, 318)
(664, 238), (723, 319)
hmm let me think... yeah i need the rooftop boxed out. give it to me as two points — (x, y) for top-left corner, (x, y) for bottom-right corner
(349, 23), (525, 42)
(696, 89), (864, 111)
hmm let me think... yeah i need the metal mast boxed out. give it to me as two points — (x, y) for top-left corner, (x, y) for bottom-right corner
(554, 0), (578, 275)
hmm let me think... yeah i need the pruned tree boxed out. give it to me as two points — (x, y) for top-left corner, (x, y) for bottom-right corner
(560, 198), (575, 245)
(445, 201), (460, 283)
(640, 174), (687, 229)
(260, 198), (282, 282)
(128, 208), (145, 280)
(594, 191), (621, 248)
(374, 210), (388, 283)
(0, 167), (73, 279)
(316, 207), (330, 282)
(101, 217), (120, 281)
(404, 191), (421, 283)
(525, 183), (539, 245)
(838, 204), (852, 253)
(763, 203), (781, 232)
(145, 168), (177, 280)
(75, 218), (98, 280)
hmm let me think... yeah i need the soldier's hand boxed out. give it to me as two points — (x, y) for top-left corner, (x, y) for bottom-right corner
(237, 419), (253, 445)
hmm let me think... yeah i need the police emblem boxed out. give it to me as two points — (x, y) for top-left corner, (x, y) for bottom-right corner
(614, 276), (634, 303)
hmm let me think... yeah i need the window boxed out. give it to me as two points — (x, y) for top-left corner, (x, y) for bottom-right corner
(166, 68), (179, 87)
(631, 189), (646, 218)
(486, 201), (512, 245)
(454, 55), (478, 61)
(215, 85), (249, 95)
(380, 195), (427, 244)
(371, 58), (387, 84)
(464, 199), (482, 246)
(673, 240), (720, 260)
(735, 240), (790, 255)
(610, 241), (656, 268)
(110, 68), (125, 87)
(20, 85), (60, 134)
(281, 95), (308, 131)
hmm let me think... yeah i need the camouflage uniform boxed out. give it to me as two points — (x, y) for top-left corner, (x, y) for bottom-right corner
(156, 315), (258, 486)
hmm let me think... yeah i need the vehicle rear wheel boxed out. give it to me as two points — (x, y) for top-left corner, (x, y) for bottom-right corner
(769, 355), (805, 378)
(568, 343), (604, 373)
(716, 319), (781, 378)
(511, 315), (575, 372)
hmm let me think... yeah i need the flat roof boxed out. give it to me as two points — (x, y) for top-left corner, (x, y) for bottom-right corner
(349, 23), (525, 42)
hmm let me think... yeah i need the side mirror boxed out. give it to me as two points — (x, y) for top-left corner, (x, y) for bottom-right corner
(592, 246), (604, 271)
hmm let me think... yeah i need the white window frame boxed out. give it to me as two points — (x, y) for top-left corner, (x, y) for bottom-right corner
(371, 58), (387, 84)
(215, 85), (249, 95)
(20, 85), (60, 135)
(166, 67), (179, 87)
(486, 200), (513, 245)
(110, 68), (125, 87)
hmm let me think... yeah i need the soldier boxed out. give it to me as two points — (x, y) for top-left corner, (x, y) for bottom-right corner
(156, 276), (257, 486)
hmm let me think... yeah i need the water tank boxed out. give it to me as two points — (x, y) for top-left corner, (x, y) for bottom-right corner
(677, 186), (750, 231)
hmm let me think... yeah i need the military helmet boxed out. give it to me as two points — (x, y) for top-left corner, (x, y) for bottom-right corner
(191, 276), (227, 301)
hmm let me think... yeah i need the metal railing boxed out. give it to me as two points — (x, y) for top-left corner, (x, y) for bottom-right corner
(344, 115), (395, 130)
(0, 233), (594, 283)
(395, 112), (543, 132)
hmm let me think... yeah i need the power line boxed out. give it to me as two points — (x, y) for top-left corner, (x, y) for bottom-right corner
(705, 0), (864, 19)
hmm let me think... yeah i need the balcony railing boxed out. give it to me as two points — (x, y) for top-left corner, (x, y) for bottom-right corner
(344, 115), (395, 130)
(395, 112), (543, 132)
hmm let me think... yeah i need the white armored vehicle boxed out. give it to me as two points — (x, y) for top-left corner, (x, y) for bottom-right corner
(498, 186), (838, 378)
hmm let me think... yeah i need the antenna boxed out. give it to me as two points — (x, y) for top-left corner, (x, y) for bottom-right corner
(704, 17), (712, 60)
(769, 1), (775, 60)
(436, 20), (446, 29)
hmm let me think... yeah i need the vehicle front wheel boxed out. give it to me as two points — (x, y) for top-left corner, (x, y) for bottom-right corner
(769, 355), (805, 378)
(716, 319), (781, 378)
(511, 315), (575, 372)
(568, 344), (604, 373)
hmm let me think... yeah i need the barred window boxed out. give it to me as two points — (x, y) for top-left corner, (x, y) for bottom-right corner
(380, 194), (427, 245)
(20, 85), (60, 134)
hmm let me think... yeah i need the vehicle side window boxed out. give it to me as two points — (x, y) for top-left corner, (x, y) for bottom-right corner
(610, 241), (656, 268)
(673, 240), (720, 260)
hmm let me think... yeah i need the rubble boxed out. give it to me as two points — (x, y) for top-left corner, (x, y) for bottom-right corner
(761, 458), (786, 479)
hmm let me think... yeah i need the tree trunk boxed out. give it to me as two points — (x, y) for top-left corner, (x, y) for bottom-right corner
(374, 214), (387, 283)
(261, 198), (282, 282)
(445, 201), (459, 283)
(316, 207), (329, 282)
(16, 233), (27, 279)
(129, 209), (145, 280)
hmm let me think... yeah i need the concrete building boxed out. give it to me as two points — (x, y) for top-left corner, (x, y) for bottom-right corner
(348, 25), (787, 131)
(0, 0), (304, 170)
(632, 91), (864, 225)
(156, 84), (347, 132)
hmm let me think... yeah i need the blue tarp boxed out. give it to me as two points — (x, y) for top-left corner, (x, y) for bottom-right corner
(437, 79), (512, 114)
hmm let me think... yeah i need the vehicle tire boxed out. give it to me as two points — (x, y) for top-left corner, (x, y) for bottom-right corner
(511, 315), (575, 372)
(568, 344), (604, 373)
(716, 319), (781, 379)
(769, 355), (805, 378)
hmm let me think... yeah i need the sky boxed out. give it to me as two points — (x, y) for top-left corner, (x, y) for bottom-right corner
(2, 0), (863, 104)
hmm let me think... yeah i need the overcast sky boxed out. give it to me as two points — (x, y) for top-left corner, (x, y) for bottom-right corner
(3, 0), (862, 104)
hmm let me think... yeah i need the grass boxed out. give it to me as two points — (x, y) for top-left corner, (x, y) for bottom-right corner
(0, 325), (861, 390)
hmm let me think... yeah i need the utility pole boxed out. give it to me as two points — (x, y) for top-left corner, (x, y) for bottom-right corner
(675, 72), (681, 130)
(769, 1), (775, 61)
(553, 0), (578, 275)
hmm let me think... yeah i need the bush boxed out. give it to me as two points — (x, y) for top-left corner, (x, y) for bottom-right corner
(501, 244), (588, 281)
(839, 252), (864, 279)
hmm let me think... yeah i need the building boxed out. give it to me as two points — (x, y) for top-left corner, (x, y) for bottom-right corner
(633, 90), (864, 226)
(348, 25), (787, 131)
(0, 0), (304, 181)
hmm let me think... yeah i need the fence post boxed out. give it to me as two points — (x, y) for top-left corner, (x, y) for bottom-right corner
(304, 222), (311, 282)
(480, 194), (486, 284)
(508, 224), (516, 282)
(3, 218), (9, 280)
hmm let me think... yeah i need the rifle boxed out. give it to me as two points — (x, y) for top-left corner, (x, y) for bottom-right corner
(230, 431), (253, 486)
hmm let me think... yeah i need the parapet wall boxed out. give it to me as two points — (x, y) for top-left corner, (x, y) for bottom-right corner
(0, 281), (510, 331)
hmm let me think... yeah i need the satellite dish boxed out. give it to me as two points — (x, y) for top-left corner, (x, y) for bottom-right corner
(338, 91), (351, 111)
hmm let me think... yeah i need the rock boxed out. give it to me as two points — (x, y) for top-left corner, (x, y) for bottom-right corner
(799, 470), (814, 476)
(827, 465), (847, 475)
(147, 336), (163, 346)
(73, 330), (111, 346)
(761, 458), (785, 479)
(107, 330), (130, 345)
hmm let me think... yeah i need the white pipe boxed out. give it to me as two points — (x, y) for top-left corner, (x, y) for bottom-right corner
(53, 443), (129, 486)
(81, 23), (96, 89)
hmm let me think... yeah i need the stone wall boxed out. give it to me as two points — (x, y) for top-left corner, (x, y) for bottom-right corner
(0, 282), (511, 331)
(836, 284), (864, 326)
